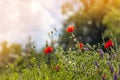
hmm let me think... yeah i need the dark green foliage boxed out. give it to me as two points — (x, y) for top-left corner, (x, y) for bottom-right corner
(59, 0), (120, 50)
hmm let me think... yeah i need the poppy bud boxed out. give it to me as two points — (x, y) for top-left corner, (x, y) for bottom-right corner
(66, 26), (75, 33)
(55, 65), (60, 72)
(79, 43), (84, 49)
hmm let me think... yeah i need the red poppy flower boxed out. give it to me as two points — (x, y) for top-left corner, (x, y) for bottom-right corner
(66, 26), (75, 33)
(104, 40), (114, 49)
(44, 46), (53, 54)
(55, 65), (60, 72)
(79, 43), (84, 49)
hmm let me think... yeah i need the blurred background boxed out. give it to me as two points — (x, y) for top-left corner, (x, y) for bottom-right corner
(0, 0), (120, 69)
(0, 0), (65, 49)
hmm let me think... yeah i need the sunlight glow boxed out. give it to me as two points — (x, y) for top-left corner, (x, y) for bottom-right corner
(0, 0), (63, 48)
(31, 1), (40, 13)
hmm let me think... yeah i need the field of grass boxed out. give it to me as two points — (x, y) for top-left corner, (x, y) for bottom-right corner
(0, 45), (120, 80)
(0, 26), (119, 80)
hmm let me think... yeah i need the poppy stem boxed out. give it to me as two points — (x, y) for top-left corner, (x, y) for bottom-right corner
(48, 54), (51, 67)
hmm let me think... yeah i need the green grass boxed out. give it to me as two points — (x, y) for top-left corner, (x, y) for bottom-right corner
(0, 46), (120, 80)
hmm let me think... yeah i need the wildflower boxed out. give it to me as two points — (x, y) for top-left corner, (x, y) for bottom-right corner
(99, 49), (104, 59)
(44, 46), (53, 54)
(104, 40), (114, 49)
(107, 61), (114, 73)
(55, 65), (60, 72)
(110, 66), (114, 73)
(94, 61), (100, 68)
(66, 26), (75, 33)
(106, 61), (111, 66)
(79, 43), (84, 49)
(114, 73), (118, 80)
(84, 47), (89, 51)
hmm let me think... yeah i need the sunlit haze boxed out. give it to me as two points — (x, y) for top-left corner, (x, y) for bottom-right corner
(0, 0), (65, 49)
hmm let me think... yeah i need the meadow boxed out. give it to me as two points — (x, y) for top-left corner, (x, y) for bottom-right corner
(0, 26), (119, 80)
(0, 0), (120, 80)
